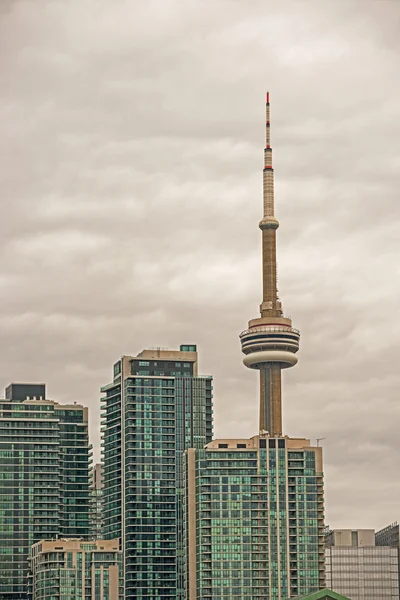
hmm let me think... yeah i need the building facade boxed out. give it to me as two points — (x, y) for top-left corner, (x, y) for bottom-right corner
(91, 463), (104, 539)
(185, 435), (324, 600)
(0, 383), (91, 599)
(184, 95), (325, 599)
(325, 529), (399, 600)
(30, 538), (121, 600)
(376, 523), (400, 593)
(376, 522), (400, 548)
(101, 346), (213, 599)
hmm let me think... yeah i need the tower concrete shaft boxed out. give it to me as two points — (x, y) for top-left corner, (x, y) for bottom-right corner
(240, 93), (300, 436)
(260, 364), (282, 436)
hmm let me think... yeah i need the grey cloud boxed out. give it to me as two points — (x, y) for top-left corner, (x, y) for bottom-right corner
(1, 0), (400, 531)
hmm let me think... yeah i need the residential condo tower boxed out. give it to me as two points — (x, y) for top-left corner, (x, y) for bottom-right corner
(0, 383), (91, 600)
(101, 346), (213, 599)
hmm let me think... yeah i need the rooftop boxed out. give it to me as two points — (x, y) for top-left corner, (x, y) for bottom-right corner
(291, 589), (351, 600)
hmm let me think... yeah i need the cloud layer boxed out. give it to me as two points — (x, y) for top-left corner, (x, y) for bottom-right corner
(1, 0), (400, 530)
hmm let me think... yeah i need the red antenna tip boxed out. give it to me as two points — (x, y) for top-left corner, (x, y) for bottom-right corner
(266, 91), (270, 103)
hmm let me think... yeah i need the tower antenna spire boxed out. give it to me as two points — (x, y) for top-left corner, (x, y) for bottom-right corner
(260, 90), (281, 317)
(240, 93), (300, 436)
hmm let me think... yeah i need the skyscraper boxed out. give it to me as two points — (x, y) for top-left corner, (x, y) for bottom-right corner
(0, 383), (91, 600)
(184, 96), (325, 599)
(101, 346), (213, 600)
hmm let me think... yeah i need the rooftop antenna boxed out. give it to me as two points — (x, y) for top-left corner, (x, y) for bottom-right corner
(316, 438), (326, 447)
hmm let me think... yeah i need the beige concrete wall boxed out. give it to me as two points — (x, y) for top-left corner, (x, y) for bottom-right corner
(137, 348), (198, 376)
(330, 529), (375, 547)
(34, 538), (119, 553)
(205, 436), (313, 451)
(205, 438), (255, 449)
(108, 564), (119, 600)
(121, 348), (199, 377)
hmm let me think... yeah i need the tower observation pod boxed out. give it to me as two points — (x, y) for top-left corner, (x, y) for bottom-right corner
(240, 93), (300, 437)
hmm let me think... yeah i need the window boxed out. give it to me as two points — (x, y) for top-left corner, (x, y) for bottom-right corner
(180, 344), (196, 352)
(218, 444), (228, 449)
(259, 439), (266, 449)
(237, 444), (247, 449)
(113, 361), (121, 376)
(138, 361), (150, 367)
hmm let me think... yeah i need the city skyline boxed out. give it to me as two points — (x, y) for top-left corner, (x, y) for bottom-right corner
(0, 0), (400, 534)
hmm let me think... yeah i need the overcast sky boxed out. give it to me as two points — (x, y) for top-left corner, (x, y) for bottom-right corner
(1, 0), (399, 530)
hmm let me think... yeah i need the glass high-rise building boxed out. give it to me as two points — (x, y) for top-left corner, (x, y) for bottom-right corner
(0, 383), (91, 600)
(185, 435), (324, 599)
(184, 95), (325, 599)
(101, 345), (213, 599)
(376, 523), (400, 548)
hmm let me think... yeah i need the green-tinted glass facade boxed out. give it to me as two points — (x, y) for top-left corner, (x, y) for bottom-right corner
(30, 538), (121, 599)
(91, 463), (104, 539)
(0, 385), (91, 599)
(57, 407), (91, 538)
(185, 435), (324, 600)
(101, 348), (213, 600)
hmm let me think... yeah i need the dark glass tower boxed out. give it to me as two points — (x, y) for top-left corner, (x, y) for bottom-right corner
(101, 345), (213, 600)
(0, 383), (91, 599)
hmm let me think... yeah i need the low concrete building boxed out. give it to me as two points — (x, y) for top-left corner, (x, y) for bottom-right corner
(325, 529), (399, 600)
(30, 538), (121, 600)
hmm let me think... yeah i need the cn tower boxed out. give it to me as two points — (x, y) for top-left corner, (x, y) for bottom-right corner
(240, 93), (300, 436)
